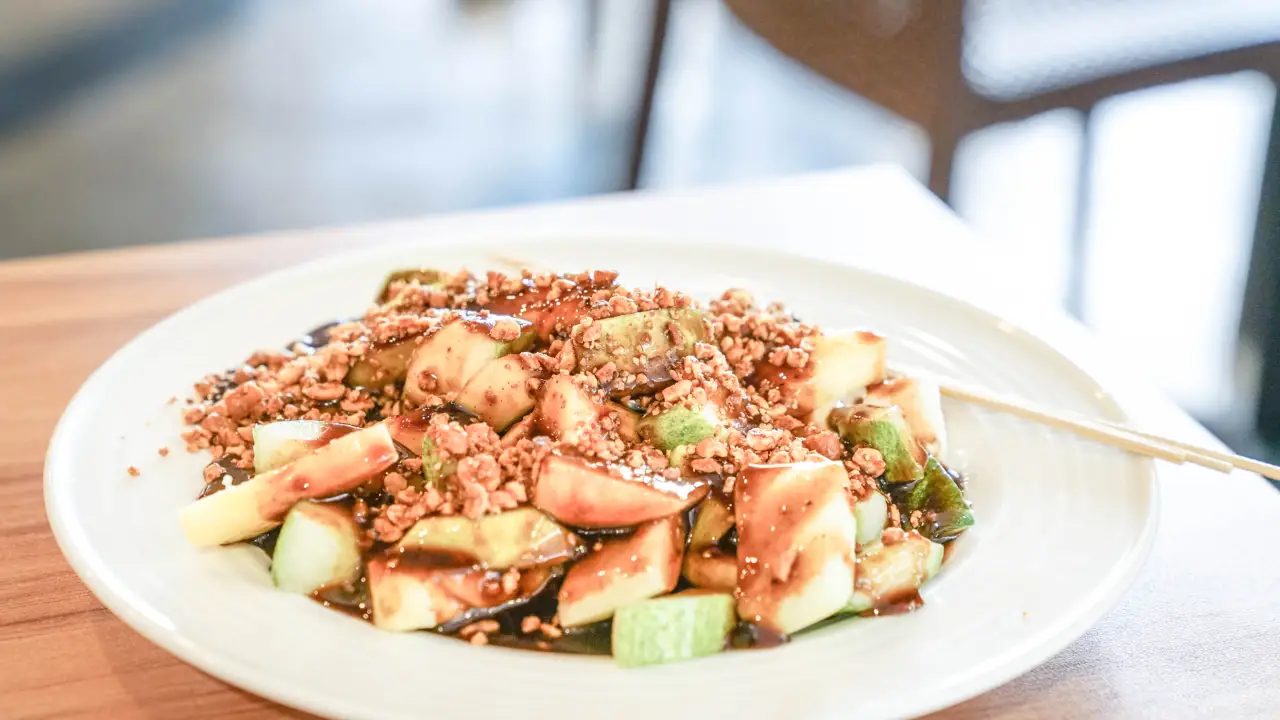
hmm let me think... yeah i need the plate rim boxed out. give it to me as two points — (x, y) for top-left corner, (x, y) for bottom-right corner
(44, 231), (1160, 720)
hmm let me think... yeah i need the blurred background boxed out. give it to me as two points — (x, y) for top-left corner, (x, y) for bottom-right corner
(2, 0), (1279, 466)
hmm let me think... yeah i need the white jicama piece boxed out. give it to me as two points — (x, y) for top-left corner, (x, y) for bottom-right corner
(253, 420), (357, 474)
(179, 422), (398, 548)
(735, 460), (858, 635)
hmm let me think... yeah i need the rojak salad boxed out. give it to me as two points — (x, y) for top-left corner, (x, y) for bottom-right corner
(177, 268), (974, 667)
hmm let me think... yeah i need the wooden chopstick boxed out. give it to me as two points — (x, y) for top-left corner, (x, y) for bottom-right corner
(1092, 419), (1280, 479)
(933, 377), (1280, 479)
(936, 380), (1191, 465)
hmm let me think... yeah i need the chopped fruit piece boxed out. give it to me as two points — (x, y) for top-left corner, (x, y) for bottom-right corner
(558, 516), (684, 627)
(607, 401), (642, 443)
(179, 423), (398, 547)
(420, 435), (456, 490)
(367, 557), (464, 631)
(403, 312), (534, 406)
(612, 592), (736, 667)
(177, 266), (975, 659)
(854, 491), (889, 547)
(456, 353), (544, 431)
(252, 421), (357, 474)
(535, 374), (606, 444)
(689, 495), (734, 549)
(865, 375), (947, 458)
(533, 453), (707, 529)
(382, 407), (433, 454)
(683, 496), (737, 590)
(735, 461), (858, 635)
(375, 268), (445, 304)
(638, 401), (725, 452)
(849, 531), (944, 612)
(271, 501), (362, 594)
(382, 404), (474, 458)
(483, 274), (616, 340)
(345, 337), (419, 389)
(682, 549), (737, 592)
(753, 330), (886, 426)
(395, 508), (580, 570)
(903, 457), (975, 542)
(576, 309), (709, 392)
(369, 558), (556, 633)
(830, 404), (925, 483)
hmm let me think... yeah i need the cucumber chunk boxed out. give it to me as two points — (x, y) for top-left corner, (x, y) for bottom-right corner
(831, 404), (925, 483)
(403, 312), (534, 406)
(535, 374), (606, 444)
(345, 337), (419, 389)
(612, 592), (736, 667)
(576, 309), (708, 391)
(395, 508), (580, 570)
(455, 353), (543, 431)
(849, 532), (944, 611)
(903, 457), (975, 542)
(376, 268), (445, 304)
(853, 491), (888, 546)
(638, 401), (725, 452)
(271, 502), (362, 594)
(865, 375), (947, 459)
(252, 420), (356, 475)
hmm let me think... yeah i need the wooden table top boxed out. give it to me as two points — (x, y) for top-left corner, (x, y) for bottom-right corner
(3, 167), (1278, 719)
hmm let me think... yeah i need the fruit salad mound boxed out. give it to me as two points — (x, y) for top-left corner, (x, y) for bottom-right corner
(176, 267), (974, 666)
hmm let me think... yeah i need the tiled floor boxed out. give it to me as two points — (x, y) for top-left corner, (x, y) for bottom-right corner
(0, 0), (1274, 451)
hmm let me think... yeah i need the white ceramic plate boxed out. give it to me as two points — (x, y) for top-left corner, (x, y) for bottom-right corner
(46, 235), (1156, 720)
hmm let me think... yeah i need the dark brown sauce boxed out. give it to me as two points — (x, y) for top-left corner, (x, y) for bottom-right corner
(388, 547), (483, 571)
(296, 320), (350, 352)
(312, 576), (371, 622)
(249, 527), (281, 556)
(385, 403), (475, 452)
(859, 592), (924, 617)
(570, 525), (636, 541)
(715, 526), (739, 554)
(321, 422), (361, 441)
(730, 622), (789, 650)
(198, 458), (252, 498)
(460, 573), (614, 655)
(436, 565), (563, 634)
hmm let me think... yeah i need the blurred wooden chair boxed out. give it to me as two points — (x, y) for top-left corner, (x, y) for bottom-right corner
(627, 0), (1280, 311)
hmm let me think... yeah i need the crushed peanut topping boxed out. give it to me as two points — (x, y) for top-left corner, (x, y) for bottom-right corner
(177, 267), (970, 653)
